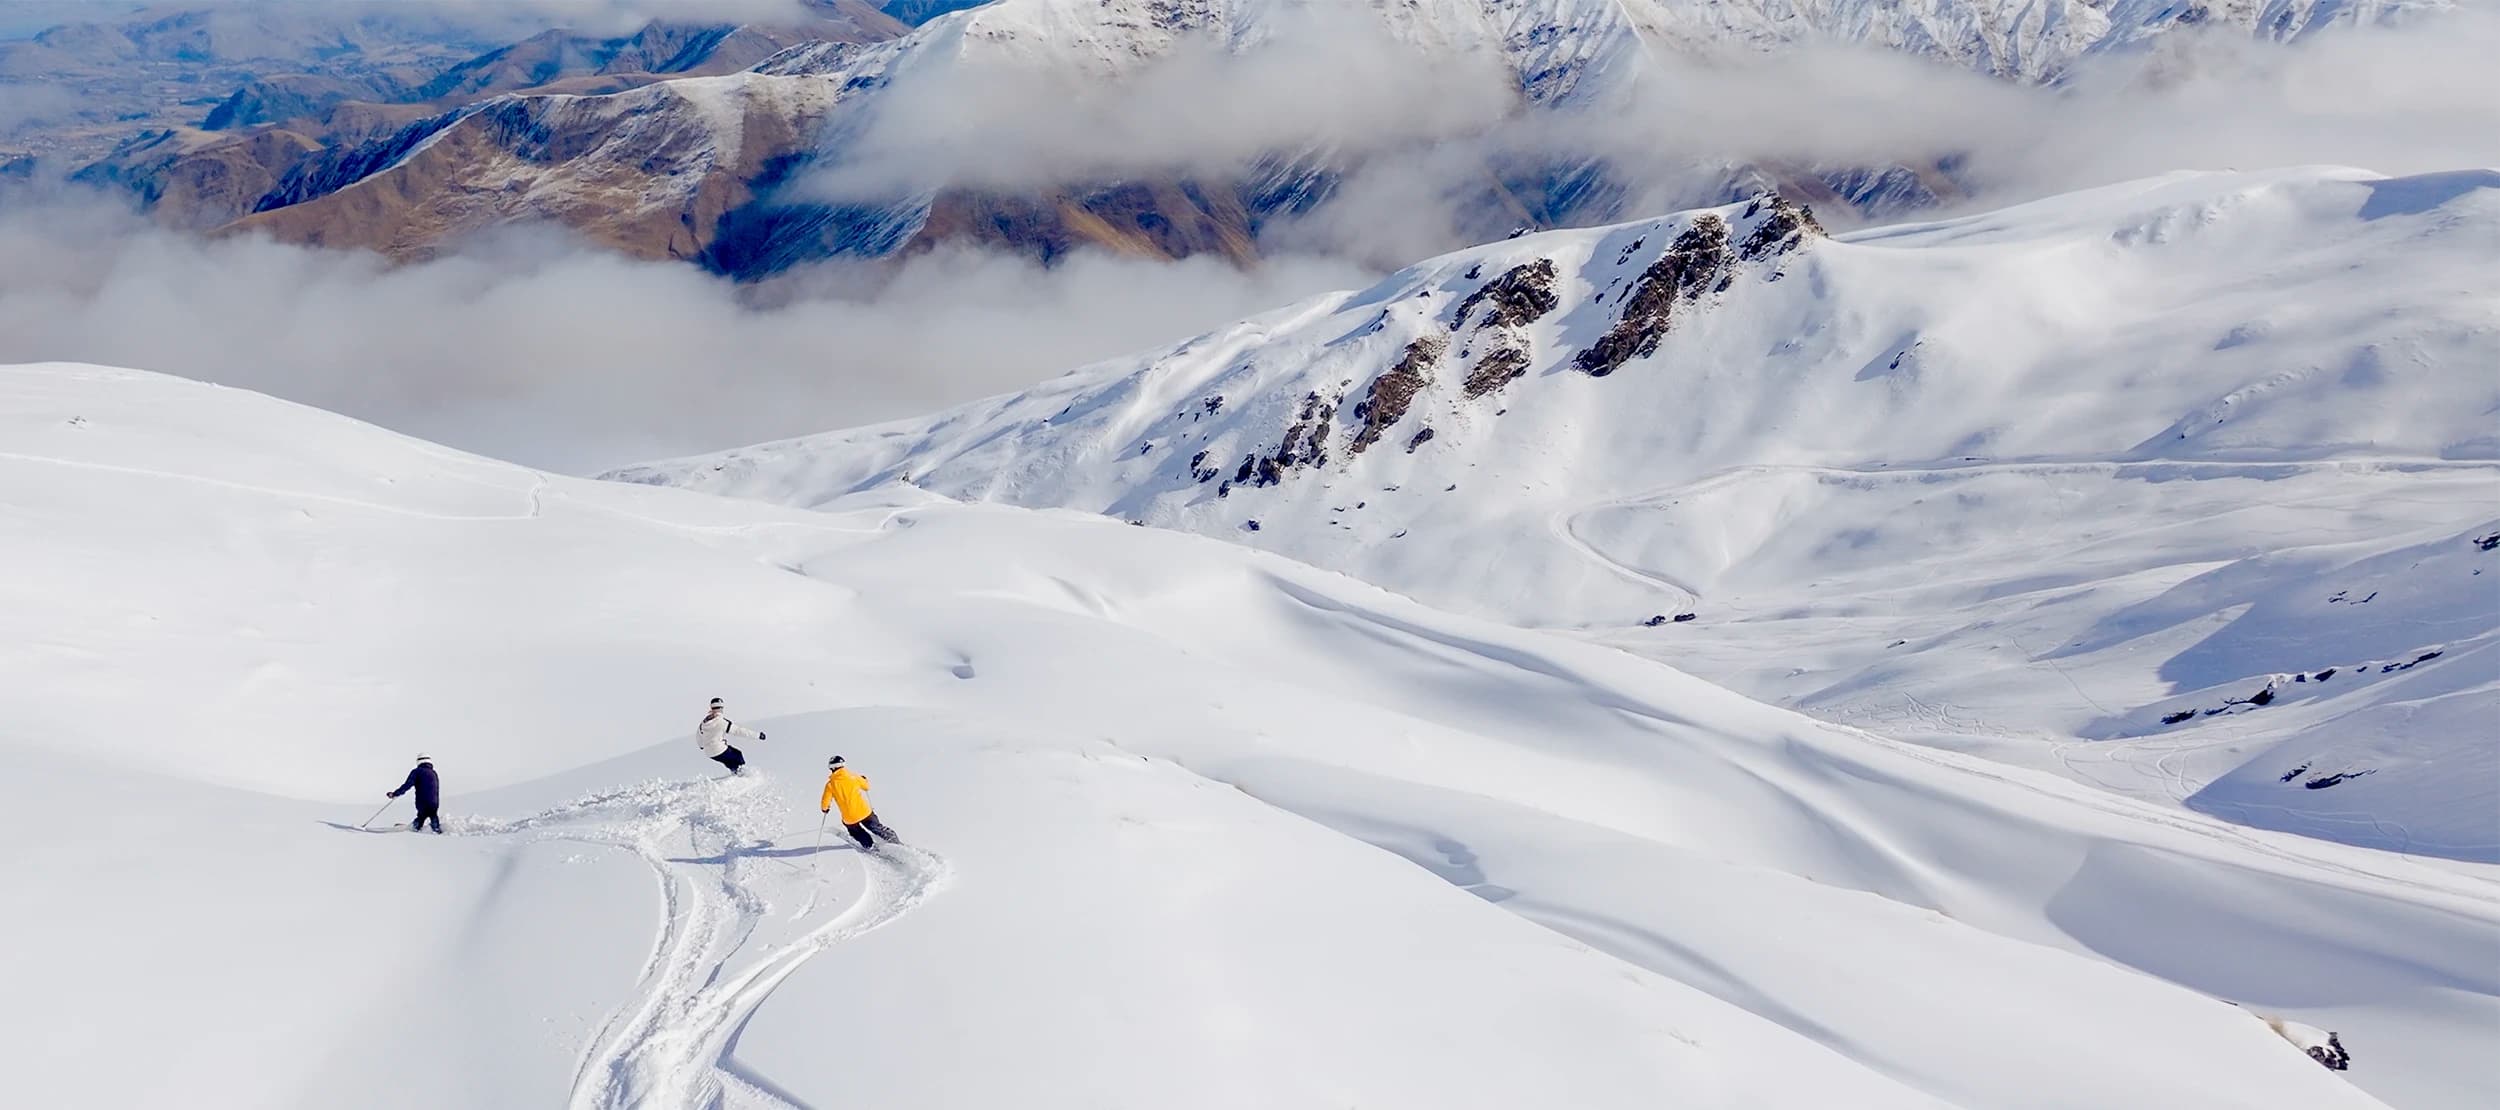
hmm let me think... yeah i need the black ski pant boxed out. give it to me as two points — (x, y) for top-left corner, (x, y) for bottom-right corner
(712, 746), (746, 773)
(411, 805), (442, 833)
(845, 814), (901, 850)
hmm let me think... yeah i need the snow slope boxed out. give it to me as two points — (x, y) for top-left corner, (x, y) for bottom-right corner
(617, 167), (2500, 863)
(6, 361), (2493, 1107)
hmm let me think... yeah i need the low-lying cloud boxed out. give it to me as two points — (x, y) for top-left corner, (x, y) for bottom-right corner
(0, 194), (1370, 473)
(807, 9), (1520, 199)
(813, 6), (2500, 266)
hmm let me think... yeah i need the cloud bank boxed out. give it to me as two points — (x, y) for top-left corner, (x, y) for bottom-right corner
(0, 195), (1369, 473)
(785, 6), (2500, 268)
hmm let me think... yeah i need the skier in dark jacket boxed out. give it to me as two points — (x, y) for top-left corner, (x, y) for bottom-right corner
(388, 755), (442, 833)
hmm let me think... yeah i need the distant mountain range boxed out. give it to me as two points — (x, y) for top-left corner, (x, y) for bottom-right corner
(7, 0), (2446, 274)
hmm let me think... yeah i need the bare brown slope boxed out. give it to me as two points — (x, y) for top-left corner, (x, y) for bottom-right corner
(71, 126), (325, 231)
(918, 181), (1264, 266)
(220, 78), (837, 262)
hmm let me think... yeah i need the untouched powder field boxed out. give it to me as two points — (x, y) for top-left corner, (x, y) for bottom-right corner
(3, 361), (2494, 1108)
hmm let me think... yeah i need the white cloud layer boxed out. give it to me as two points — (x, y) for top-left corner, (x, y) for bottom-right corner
(0, 196), (1370, 473)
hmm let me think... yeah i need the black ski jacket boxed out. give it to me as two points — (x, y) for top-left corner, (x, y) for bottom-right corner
(390, 763), (440, 809)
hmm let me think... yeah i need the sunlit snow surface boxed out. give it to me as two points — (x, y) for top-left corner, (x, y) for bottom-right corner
(5, 348), (2493, 1107)
(628, 167), (2500, 868)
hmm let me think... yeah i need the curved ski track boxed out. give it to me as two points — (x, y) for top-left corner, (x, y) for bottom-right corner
(463, 776), (949, 1109)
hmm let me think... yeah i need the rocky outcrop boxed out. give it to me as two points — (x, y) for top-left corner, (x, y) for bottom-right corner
(1575, 215), (1730, 376)
(1739, 194), (1826, 260)
(1453, 259), (1560, 330)
(1449, 258), (1559, 399)
(1461, 343), (1533, 399)
(1574, 199), (1818, 378)
(1351, 336), (1446, 454)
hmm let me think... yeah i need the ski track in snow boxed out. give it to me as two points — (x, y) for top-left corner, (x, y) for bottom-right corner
(457, 775), (949, 1110)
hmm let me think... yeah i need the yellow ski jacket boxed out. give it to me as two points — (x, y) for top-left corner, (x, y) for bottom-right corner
(821, 767), (874, 823)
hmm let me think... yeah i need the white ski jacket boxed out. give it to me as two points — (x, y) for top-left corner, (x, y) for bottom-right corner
(695, 712), (758, 757)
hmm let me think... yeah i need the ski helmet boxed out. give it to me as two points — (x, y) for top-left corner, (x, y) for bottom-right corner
(415, 753), (432, 762)
(709, 697), (725, 709)
(827, 755), (845, 768)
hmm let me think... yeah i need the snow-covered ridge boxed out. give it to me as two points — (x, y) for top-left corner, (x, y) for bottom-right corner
(816, 0), (2443, 88)
(10, 359), (2491, 1107)
(615, 166), (2500, 863)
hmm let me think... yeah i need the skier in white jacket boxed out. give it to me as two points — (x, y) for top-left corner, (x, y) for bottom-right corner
(696, 697), (763, 775)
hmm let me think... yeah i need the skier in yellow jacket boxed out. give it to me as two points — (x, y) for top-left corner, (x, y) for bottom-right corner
(820, 756), (902, 852)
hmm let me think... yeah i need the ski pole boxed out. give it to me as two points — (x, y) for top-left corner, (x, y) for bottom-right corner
(359, 800), (393, 829)
(813, 809), (829, 862)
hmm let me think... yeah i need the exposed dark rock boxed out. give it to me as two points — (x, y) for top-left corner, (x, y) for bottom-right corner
(2475, 531), (2500, 552)
(1405, 427), (1435, 453)
(2304, 769), (2376, 790)
(2314, 668), (2336, 681)
(2381, 649), (2445, 674)
(2306, 1032), (2349, 1071)
(1673, 613), (1696, 623)
(2279, 762), (2309, 782)
(1452, 259), (1559, 330)
(2162, 710), (2198, 725)
(1462, 344), (1532, 399)
(1737, 194), (1826, 260)
(1572, 215), (1730, 377)
(1350, 335), (1445, 454)
(1244, 519), (1261, 532)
